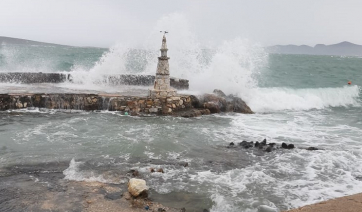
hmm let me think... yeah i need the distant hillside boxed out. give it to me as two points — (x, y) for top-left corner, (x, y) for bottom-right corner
(267, 41), (362, 56)
(0, 36), (68, 46)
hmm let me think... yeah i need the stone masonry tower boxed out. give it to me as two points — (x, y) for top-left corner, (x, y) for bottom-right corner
(149, 34), (176, 98)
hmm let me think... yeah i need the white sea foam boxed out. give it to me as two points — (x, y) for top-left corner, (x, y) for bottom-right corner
(244, 85), (361, 112)
(63, 158), (123, 184)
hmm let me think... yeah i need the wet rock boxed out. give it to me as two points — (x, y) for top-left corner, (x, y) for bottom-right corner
(281, 143), (288, 149)
(255, 141), (260, 147)
(261, 139), (267, 145)
(306, 147), (318, 150)
(287, 144), (295, 149)
(257, 205), (278, 212)
(265, 146), (272, 152)
(157, 168), (164, 173)
(129, 169), (139, 177)
(268, 143), (276, 147)
(213, 89), (226, 97)
(239, 140), (254, 149)
(229, 142), (235, 146)
(281, 142), (295, 149)
(150, 168), (155, 173)
(203, 102), (221, 113)
(128, 178), (149, 198)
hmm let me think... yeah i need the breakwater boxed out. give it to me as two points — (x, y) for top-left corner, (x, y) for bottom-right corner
(0, 93), (193, 115)
(0, 72), (189, 90)
(0, 89), (253, 116)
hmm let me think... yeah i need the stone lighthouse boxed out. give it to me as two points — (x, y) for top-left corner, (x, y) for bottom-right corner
(149, 34), (177, 98)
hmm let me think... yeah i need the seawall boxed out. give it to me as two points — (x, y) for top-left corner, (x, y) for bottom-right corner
(0, 93), (196, 115)
(0, 72), (189, 90)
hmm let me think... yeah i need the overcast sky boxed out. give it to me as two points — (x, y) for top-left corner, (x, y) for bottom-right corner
(1, 0), (362, 48)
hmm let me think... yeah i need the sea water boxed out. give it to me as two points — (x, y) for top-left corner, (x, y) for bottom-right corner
(1, 17), (362, 212)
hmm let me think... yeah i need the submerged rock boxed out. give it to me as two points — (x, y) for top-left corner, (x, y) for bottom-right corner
(306, 147), (318, 150)
(128, 178), (149, 198)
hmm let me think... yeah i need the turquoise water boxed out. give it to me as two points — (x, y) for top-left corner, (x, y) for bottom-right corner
(0, 42), (362, 212)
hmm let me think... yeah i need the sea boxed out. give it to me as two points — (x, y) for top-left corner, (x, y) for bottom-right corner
(0, 35), (362, 212)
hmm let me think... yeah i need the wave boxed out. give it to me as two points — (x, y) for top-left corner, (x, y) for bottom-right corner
(244, 85), (361, 112)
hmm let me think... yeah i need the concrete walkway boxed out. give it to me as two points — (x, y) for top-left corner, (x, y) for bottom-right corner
(284, 193), (362, 212)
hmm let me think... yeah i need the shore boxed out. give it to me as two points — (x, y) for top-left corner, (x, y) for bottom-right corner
(284, 193), (362, 212)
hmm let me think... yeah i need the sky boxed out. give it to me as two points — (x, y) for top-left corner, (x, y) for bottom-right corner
(1, 0), (362, 48)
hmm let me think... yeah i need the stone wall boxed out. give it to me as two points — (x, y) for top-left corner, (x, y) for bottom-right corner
(0, 93), (193, 115)
(0, 73), (189, 90)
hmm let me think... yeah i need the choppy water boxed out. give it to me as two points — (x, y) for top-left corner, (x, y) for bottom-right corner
(1, 25), (362, 212)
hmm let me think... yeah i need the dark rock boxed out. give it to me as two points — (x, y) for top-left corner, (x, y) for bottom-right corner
(158, 208), (166, 212)
(287, 144), (295, 149)
(306, 147), (318, 150)
(180, 208), (186, 212)
(261, 139), (267, 145)
(255, 141), (260, 147)
(229, 142), (235, 146)
(203, 102), (221, 113)
(213, 89), (227, 97)
(203, 209), (210, 212)
(157, 168), (164, 173)
(189, 95), (202, 108)
(150, 168), (155, 173)
(239, 141), (253, 149)
(281, 143), (288, 149)
(268, 143), (276, 146)
(265, 146), (272, 152)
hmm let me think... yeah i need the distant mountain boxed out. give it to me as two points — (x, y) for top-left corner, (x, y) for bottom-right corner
(0, 36), (68, 46)
(267, 41), (362, 56)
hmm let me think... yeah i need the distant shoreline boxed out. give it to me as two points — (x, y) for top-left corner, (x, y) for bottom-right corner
(267, 41), (362, 56)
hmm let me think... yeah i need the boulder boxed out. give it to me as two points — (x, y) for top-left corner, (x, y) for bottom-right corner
(128, 178), (149, 198)
(203, 102), (221, 113)
(194, 90), (253, 114)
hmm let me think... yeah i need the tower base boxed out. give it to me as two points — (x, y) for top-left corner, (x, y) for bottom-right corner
(149, 89), (177, 98)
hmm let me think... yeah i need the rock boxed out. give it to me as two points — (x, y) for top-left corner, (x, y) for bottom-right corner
(150, 168), (155, 173)
(255, 141), (260, 147)
(129, 169), (139, 177)
(261, 139), (267, 145)
(189, 95), (201, 108)
(203, 102), (220, 113)
(229, 142), (235, 146)
(228, 95), (253, 114)
(287, 144), (295, 149)
(257, 205), (278, 212)
(265, 146), (272, 152)
(306, 147), (318, 150)
(157, 168), (164, 173)
(239, 140), (254, 149)
(128, 178), (149, 198)
(180, 208), (186, 212)
(213, 89), (226, 97)
(281, 143), (288, 149)
(203, 209), (210, 212)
